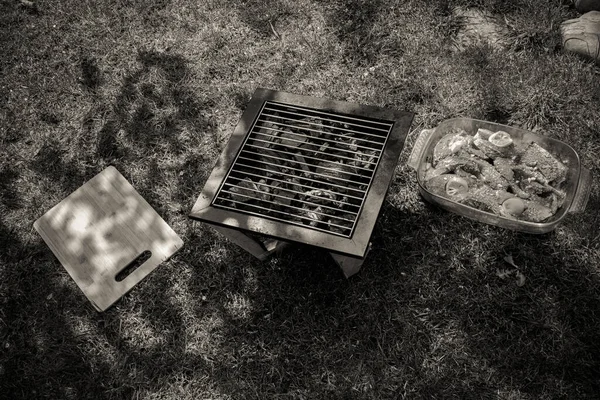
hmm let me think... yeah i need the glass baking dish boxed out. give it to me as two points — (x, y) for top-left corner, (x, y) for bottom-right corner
(407, 118), (591, 234)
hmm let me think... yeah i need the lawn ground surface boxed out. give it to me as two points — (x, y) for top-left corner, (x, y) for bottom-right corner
(1, 0), (600, 398)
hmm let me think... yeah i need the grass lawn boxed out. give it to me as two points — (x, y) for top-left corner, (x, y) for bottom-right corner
(2, 0), (600, 398)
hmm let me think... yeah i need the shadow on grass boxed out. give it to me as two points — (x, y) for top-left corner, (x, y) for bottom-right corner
(7, 151), (600, 398)
(96, 50), (216, 161)
(0, 165), (21, 211)
(230, 0), (294, 38)
(458, 232), (600, 397)
(2, 46), (219, 398)
(89, 49), (220, 215)
(1, 159), (189, 399)
(458, 44), (513, 124)
(0, 218), (121, 399)
(370, 195), (600, 397)
(81, 57), (103, 91)
(31, 139), (91, 196)
(319, 0), (389, 66)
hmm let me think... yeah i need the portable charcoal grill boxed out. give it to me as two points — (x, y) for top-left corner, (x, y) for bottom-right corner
(190, 88), (413, 277)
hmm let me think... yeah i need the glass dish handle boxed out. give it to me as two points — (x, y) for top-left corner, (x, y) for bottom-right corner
(407, 129), (434, 171)
(569, 166), (592, 213)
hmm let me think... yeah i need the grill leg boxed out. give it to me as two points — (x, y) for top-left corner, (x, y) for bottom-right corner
(211, 225), (286, 261)
(330, 253), (366, 278)
(330, 242), (371, 278)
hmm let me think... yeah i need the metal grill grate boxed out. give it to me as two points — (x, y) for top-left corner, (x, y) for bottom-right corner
(190, 88), (414, 259)
(211, 101), (394, 238)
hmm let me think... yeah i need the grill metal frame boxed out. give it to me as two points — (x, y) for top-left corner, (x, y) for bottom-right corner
(190, 88), (413, 258)
(212, 100), (393, 238)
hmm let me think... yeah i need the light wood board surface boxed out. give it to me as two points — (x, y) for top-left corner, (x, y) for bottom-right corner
(34, 166), (183, 311)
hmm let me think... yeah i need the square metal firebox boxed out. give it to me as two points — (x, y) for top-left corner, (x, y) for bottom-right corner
(190, 88), (413, 277)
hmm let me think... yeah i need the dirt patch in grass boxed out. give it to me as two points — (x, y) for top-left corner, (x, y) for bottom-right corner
(451, 7), (511, 51)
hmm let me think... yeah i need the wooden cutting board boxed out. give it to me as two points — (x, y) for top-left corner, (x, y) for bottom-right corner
(34, 166), (184, 311)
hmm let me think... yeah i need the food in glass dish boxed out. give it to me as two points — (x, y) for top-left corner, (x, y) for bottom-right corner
(423, 128), (568, 222)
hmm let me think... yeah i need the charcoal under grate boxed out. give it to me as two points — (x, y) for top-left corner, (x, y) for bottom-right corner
(190, 88), (413, 266)
(212, 101), (393, 238)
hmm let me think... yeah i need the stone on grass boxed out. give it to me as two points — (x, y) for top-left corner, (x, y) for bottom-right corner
(452, 7), (510, 51)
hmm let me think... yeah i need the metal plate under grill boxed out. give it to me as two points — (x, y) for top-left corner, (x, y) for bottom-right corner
(190, 88), (413, 258)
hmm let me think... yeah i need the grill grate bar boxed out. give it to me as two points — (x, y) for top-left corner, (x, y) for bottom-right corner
(229, 169), (366, 200)
(247, 138), (380, 162)
(220, 190), (355, 223)
(217, 193), (355, 227)
(211, 202), (352, 236)
(260, 112), (388, 141)
(209, 98), (399, 240)
(222, 182), (359, 213)
(245, 143), (378, 167)
(240, 149), (372, 173)
(263, 104), (392, 130)
(230, 165), (367, 197)
(235, 158), (367, 185)
(255, 121), (385, 149)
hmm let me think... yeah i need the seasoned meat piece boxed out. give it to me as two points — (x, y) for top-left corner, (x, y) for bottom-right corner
(513, 164), (548, 185)
(467, 185), (516, 217)
(474, 128), (495, 140)
(493, 158), (515, 181)
(491, 158), (531, 198)
(526, 192), (559, 214)
(454, 167), (479, 187)
(471, 159), (510, 190)
(434, 156), (480, 175)
(433, 132), (470, 164)
(512, 164), (550, 197)
(482, 167), (509, 190)
(425, 174), (453, 197)
(459, 146), (489, 161)
(513, 163), (549, 183)
(519, 142), (568, 184)
(424, 164), (448, 181)
(520, 179), (553, 195)
(510, 184), (532, 199)
(520, 178), (567, 199)
(550, 191), (566, 214)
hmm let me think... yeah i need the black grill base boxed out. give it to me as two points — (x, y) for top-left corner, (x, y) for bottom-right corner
(209, 223), (368, 277)
(190, 88), (413, 260)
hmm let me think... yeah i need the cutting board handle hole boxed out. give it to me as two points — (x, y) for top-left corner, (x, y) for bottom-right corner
(116, 250), (152, 282)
